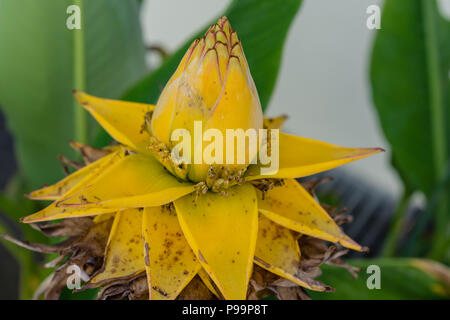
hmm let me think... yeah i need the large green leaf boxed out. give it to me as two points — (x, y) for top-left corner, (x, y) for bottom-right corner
(370, 0), (450, 195)
(0, 0), (147, 188)
(123, 0), (303, 111)
(370, 0), (450, 261)
(309, 258), (450, 300)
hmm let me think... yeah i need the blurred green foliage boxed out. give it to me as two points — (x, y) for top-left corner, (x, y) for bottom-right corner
(371, 0), (449, 262)
(371, 0), (449, 196)
(0, 0), (147, 189)
(308, 258), (450, 300)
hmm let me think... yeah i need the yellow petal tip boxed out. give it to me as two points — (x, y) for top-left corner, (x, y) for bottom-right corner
(360, 147), (385, 156)
(369, 147), (385, 153)
(349, 147), (384, 159)
(20, 216), (32, 224)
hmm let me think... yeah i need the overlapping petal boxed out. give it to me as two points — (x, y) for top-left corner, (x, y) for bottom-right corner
(22, 203), (115, 224)
(22, 151), (126, 223)
(188, 56), (263, 182)
(246, 132), (383, 180)
(22, 153), (195, 223)
(74, 90), (154, 153)
(255, 215), (329, 291)
(174, 184), (258, 300)
(89, 209), (145, 286)
(142, 206), (200, 300)
(256, 179), (363, 251)
(57, 153), (195, 209)
(26, 149), (120, 200)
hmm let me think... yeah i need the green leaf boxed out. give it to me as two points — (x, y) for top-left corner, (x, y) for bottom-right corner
(370, 0), (450, 261)
(370, 0), (450, 196)
(309, 258), (450, 300)
(123, 0), (303, 111)
(0, 0), (147, 189)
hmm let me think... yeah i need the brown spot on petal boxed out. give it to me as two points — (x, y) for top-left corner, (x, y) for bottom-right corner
(144, 242), (150, 267)
(152, 286), (168, 297)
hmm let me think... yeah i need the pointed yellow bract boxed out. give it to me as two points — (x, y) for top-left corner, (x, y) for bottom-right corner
(189, 56), (263, 182)
(22, 203), (117, 224)
(255, 215), (327, 291)
(22, 153), (195, 223)
(89, 209), (145, 285)
(27, 150), (119, 200)
(257, 179), (363, 251)
(74, 91), (154, 153)
(246, 132), (383, 180)
(255, 215), (299, 275)
(174, 184), (258, 300)
(22, 150), (125, 223)
(142, 206), (200, 300)
(57, 153), (195, 210)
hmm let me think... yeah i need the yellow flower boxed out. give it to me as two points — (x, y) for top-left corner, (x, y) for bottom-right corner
(21, 16), (382, 300)
(150, 16), (263, 182)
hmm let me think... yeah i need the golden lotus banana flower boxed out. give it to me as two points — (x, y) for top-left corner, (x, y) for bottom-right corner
(150, 16), (263, 183)
(14, 16), (383, 300)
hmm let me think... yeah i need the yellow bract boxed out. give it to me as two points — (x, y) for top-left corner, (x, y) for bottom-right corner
(174, 184), (258, 300)
(189, 56), (263, 182)
(255, 215), (300, 279)
(246, 132), (383, 180)
(257, 179), (363, 251)
(150, 17), (263, 183)
(89, 209), (145, 285)
(27, 149), (118, 200)
(22, 153), (195, 223)
(255, 215), (328, 291)
(57, 153), (195, 210)
(22, 150), (125, 223)
(142, 206), (200, 300)
(74, 90), (154, 153)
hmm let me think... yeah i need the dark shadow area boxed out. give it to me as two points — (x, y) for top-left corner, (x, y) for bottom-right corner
(307, 168), (395, 258)
(0, 110), (19, 299)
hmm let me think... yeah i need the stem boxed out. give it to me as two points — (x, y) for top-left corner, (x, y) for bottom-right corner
(74, 0), (88, 144)
(382, 193), (410, 257)
(422, 0), (448, 260)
